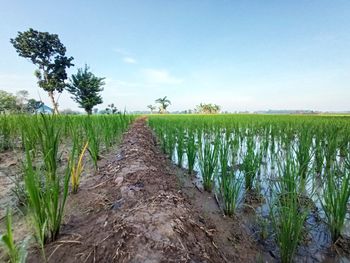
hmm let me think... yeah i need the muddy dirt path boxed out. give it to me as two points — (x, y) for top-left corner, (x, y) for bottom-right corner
(28, 117), (265, 263)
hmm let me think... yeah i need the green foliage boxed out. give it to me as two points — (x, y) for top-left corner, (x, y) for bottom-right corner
(0, 209), (28, 263)
(320, 161), (350, 242)
(155, 96), (171, 113)
(195, 103), (221, 114)
(26, 99), (44, 113)
(67, 65), (105, 114)
(185, 128), (197, 174)
(218, 137), (242, 215)
(270, 154), (308, 263)
(198, 132), (219, 192)
(0, 90), (18, 113)
(11, 28), (74, 113)
(241, 135), (261, 191)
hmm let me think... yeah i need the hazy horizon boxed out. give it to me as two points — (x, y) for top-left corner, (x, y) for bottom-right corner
(1, 1), (349, 112)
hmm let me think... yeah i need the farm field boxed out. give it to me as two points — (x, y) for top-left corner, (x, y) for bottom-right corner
(148, 114), (350, 262)
(0, 113), (350, 262)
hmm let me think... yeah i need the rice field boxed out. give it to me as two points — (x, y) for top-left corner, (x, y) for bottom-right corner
(0, 114), (134, 261)
(148, 114), (350, 262)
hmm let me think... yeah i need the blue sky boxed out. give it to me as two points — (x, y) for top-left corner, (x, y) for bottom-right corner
(1, 0), (349, 112)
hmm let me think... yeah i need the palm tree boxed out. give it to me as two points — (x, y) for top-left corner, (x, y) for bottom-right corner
(147, 104), (156, 114)
(155, 96), (171, 114)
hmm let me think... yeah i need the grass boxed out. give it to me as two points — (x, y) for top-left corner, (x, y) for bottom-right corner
(0, 209), (27, 263)
(198, 131), (219, 192)
(320, 160), (350, 242)
(71, 141), (89, 194)
(271, 153), (309, 263)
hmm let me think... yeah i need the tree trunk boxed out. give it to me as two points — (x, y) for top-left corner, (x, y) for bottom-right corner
(48, 91), (59, 114)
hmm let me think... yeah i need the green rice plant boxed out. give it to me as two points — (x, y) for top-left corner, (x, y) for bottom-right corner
(323, 133), (338, 173)
(71, 141), (89, 194)
(0, 209), (28, 263)
(0, 115), (12, 151)
(84, 119), (100, 169)
(270, 195), (307, 263)
(295, 129), (313, 180)
(185, 128), (197, 174)
(23, 124), (74, 260)
(314, 134), (324, 175)
(320, 161), (350, 242)
(165, 127), (176, 159)
(36, 115), (60, 181)
(218, 138), (242, 215)
(229, 133), (240, 167)
(241, 135), (261, 191)
(198, 132), (219, 192)
(270, 154), (308, 263)
(176, 127), (185, 167)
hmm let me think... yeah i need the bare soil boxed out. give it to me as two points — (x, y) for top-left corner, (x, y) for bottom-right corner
(25, 117), (267, 263)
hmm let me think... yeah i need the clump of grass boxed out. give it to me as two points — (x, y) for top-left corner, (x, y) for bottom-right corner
(185, 128), (197, 174)
(37, 115), (60, 181)
(218, 137), (242, 215)
(270, 154), (308, 263)
(71, 141), (89, 194)
(176, 127), (184, 167)
(85, 119), (101, 170)
(0, 208), (28, 263)
(241, 135), (261, 191)
(23, 118), (74, 260)
(320, 161), (350, 242)
(198, 132), (219, 192)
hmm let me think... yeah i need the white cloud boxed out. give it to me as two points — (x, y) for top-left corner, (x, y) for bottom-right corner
(123, 57), (137, 64)
(141, 68), (183, 85)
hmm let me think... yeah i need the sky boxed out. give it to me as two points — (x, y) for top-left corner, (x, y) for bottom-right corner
(0, 0), (349, 112)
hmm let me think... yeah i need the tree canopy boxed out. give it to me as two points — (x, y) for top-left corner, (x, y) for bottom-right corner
(155, 96), (171, 113)
(10, 28), (74, 114)
(66, 65), (105, 115)
(196, 103), (221, 114)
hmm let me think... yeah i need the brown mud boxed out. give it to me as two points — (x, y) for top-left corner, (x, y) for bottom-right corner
(27, 117), (266, 263)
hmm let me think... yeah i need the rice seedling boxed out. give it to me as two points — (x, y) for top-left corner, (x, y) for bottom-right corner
(218, 137), (242, 215)
(176, 127), (185, 167)
(36, 114), (60, 181)
(71, 141), (89, 194)
(241, 134), (261, 191)
(23, 120), (74, 259)
(198, 132), (219, 192)
(0, 208), (28, 263)
(270, 153), (308, 263)
(185, 128), (197, 174)
(320, 160), (350, 242)
(84, 119), (100, 169)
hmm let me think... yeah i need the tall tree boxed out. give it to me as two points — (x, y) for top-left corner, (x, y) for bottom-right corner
(66, 65), (105, 115)
(155, 96), (171, 113)
(11, 28), (74, 114)
(147, 104), (156, 114)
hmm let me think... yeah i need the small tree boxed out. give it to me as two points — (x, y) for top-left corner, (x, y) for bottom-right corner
(11, 28), (74, 114)
(106, 103), (118, 114)
(147, 104), (156, 114)
(26, 99), (44, 113)
(67, 65), (105, 115)
(155, 96), (171, 113)
(0, 90), (18, 113)
(196, 103), (221, 114)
